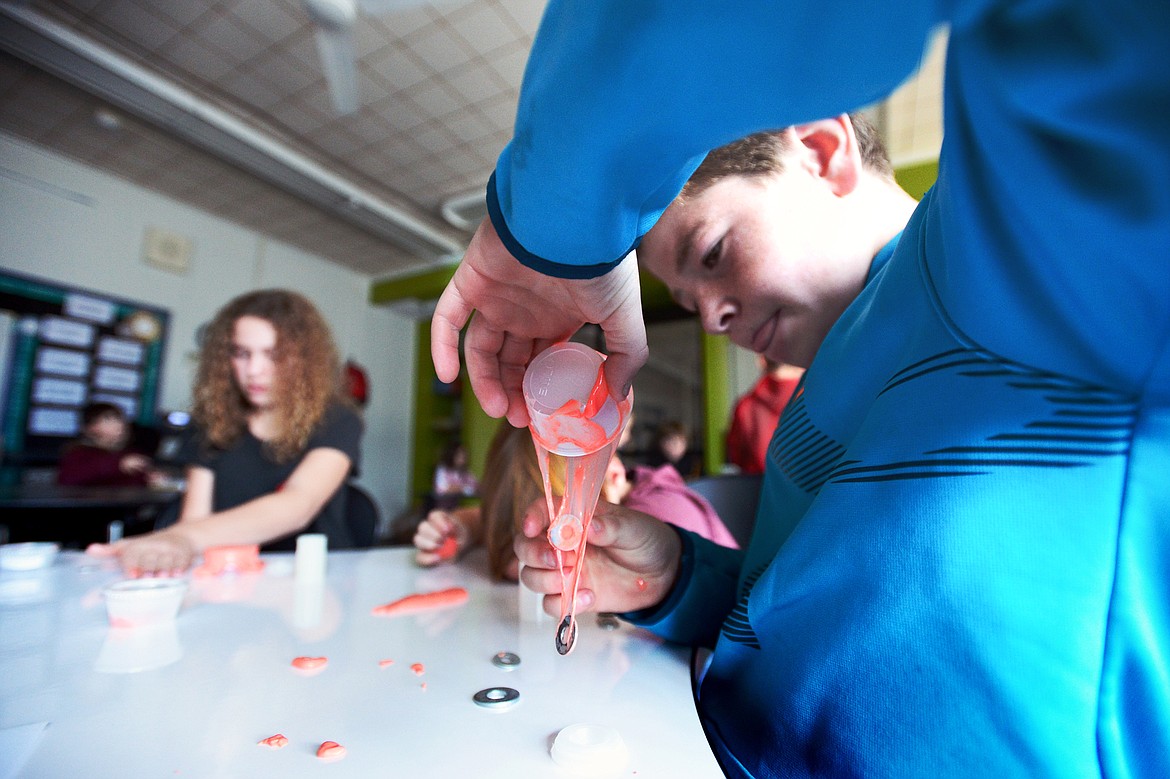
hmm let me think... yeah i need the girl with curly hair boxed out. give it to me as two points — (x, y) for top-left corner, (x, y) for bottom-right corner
(90, 289), (363, 576)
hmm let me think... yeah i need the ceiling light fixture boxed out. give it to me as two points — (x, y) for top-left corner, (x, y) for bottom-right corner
(93, 107), (122, 131)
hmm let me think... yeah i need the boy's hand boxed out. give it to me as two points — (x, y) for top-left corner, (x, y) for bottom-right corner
(514, 500), (683, 617)
(431, 217), (647, 427)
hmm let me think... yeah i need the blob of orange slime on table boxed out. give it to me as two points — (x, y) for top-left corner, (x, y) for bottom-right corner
(316, 741), (346, 760)
(524, 344), (631, 656)
(291, 656), (328, 673)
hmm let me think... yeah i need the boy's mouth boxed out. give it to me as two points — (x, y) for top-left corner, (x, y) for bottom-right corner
(750, 312), (779, 354)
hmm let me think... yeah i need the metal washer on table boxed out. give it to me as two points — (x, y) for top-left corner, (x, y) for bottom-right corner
(491, 651), (520, 670)
(473, 686), (520, 710)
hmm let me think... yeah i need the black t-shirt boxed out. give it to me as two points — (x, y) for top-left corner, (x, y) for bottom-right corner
(184, 402), (363, 551)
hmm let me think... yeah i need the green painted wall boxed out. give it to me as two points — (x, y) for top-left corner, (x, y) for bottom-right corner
(894, 159), (939, 200)
(461, 382), (498, 482)
(410, 318), (496, 508)
(701, 332), (732, 475)
(370, 265), (455, 305)
(411, 320), (445, 503)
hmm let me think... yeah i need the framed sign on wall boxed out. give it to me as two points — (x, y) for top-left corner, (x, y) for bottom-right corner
(0, 269), (169, 475)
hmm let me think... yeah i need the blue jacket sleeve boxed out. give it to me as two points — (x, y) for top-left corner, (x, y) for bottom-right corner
(490, 0), (941, 278)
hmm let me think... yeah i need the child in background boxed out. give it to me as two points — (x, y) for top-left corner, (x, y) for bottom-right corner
(415, 424), (541, 581)
(58, 402), (158, 487)
(725, 358), (804, 475)
(647, 420), (701, 479)
(603, 454), (737, 549)
(431, 441), (479, 510)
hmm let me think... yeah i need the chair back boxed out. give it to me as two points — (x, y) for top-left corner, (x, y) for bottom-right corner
(686, 473), (763, 548)
(345, 482), (379, 548)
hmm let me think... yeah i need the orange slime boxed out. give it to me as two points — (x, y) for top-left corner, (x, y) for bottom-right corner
(316, 741), (347, 760)
(291, 656), (328, 673)
(371, 587), (469, 616)
(258, 734), (288, 749)
(436, 535), (459, 561)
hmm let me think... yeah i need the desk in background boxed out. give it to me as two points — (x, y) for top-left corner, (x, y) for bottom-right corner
(0, 484), (179, 546)
(0, 547), (723, 778)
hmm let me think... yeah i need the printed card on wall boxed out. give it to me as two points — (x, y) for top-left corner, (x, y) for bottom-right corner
(0, 269), (170, 467)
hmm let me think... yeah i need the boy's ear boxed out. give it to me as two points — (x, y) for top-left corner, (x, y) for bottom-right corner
(791, 115), (861, 197)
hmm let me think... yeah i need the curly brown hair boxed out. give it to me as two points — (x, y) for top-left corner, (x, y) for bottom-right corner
(192, 289), (341, 462)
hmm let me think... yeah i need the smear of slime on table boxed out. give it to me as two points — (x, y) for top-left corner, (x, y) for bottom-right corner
(410, 662), (425, 676)
(257, 734), (288, 749)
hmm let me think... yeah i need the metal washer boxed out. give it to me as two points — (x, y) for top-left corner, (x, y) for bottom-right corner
(473, 686), (520, 710)
(491, 651), (521, 670)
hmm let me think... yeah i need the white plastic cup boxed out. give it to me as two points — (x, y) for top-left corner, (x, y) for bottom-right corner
(522, 343), (629, 456)
(295, 533), (327, 581)
(103, 578), (187, 628)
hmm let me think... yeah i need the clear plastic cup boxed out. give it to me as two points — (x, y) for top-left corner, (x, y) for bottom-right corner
(522, 342), (630, 456)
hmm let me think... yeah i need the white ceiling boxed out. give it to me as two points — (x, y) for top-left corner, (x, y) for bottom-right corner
(0, 0), (545, 278)
(0, 1), (944, 282)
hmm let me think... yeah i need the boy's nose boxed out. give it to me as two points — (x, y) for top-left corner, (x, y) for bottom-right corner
(700, 296), (737, 334)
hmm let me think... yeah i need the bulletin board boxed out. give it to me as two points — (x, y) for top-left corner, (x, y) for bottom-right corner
(0, 269), (169, 467)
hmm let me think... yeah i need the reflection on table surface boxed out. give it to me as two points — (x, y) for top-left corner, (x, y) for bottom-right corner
(0, 547), (722, 778)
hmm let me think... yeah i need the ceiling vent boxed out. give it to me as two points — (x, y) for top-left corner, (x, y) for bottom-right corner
(440, 189), (488, 233)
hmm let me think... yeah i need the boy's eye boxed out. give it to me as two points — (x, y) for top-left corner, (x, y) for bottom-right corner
(701, 239), (723, 270)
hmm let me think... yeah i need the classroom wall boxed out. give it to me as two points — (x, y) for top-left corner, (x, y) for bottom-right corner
(0, 131), (417, 525)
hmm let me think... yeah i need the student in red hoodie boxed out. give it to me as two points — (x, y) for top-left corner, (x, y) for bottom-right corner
(725, 358), (804, 475)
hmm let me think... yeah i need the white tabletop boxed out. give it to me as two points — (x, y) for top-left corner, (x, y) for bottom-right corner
(0, 547), (723, 778)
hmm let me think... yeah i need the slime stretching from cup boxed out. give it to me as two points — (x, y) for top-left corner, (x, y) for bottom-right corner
(523, 343), (631, 655)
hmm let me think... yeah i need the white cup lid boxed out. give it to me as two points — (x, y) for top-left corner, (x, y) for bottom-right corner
(550, 723), (629, 775)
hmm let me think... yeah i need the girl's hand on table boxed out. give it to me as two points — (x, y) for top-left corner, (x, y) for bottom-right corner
(413, 509), (471, 566)
(86, 528), (197, 577)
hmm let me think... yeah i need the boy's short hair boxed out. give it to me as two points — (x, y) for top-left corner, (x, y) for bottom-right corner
(81, 401), (124, 428)
(682, 113), (894, 198)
